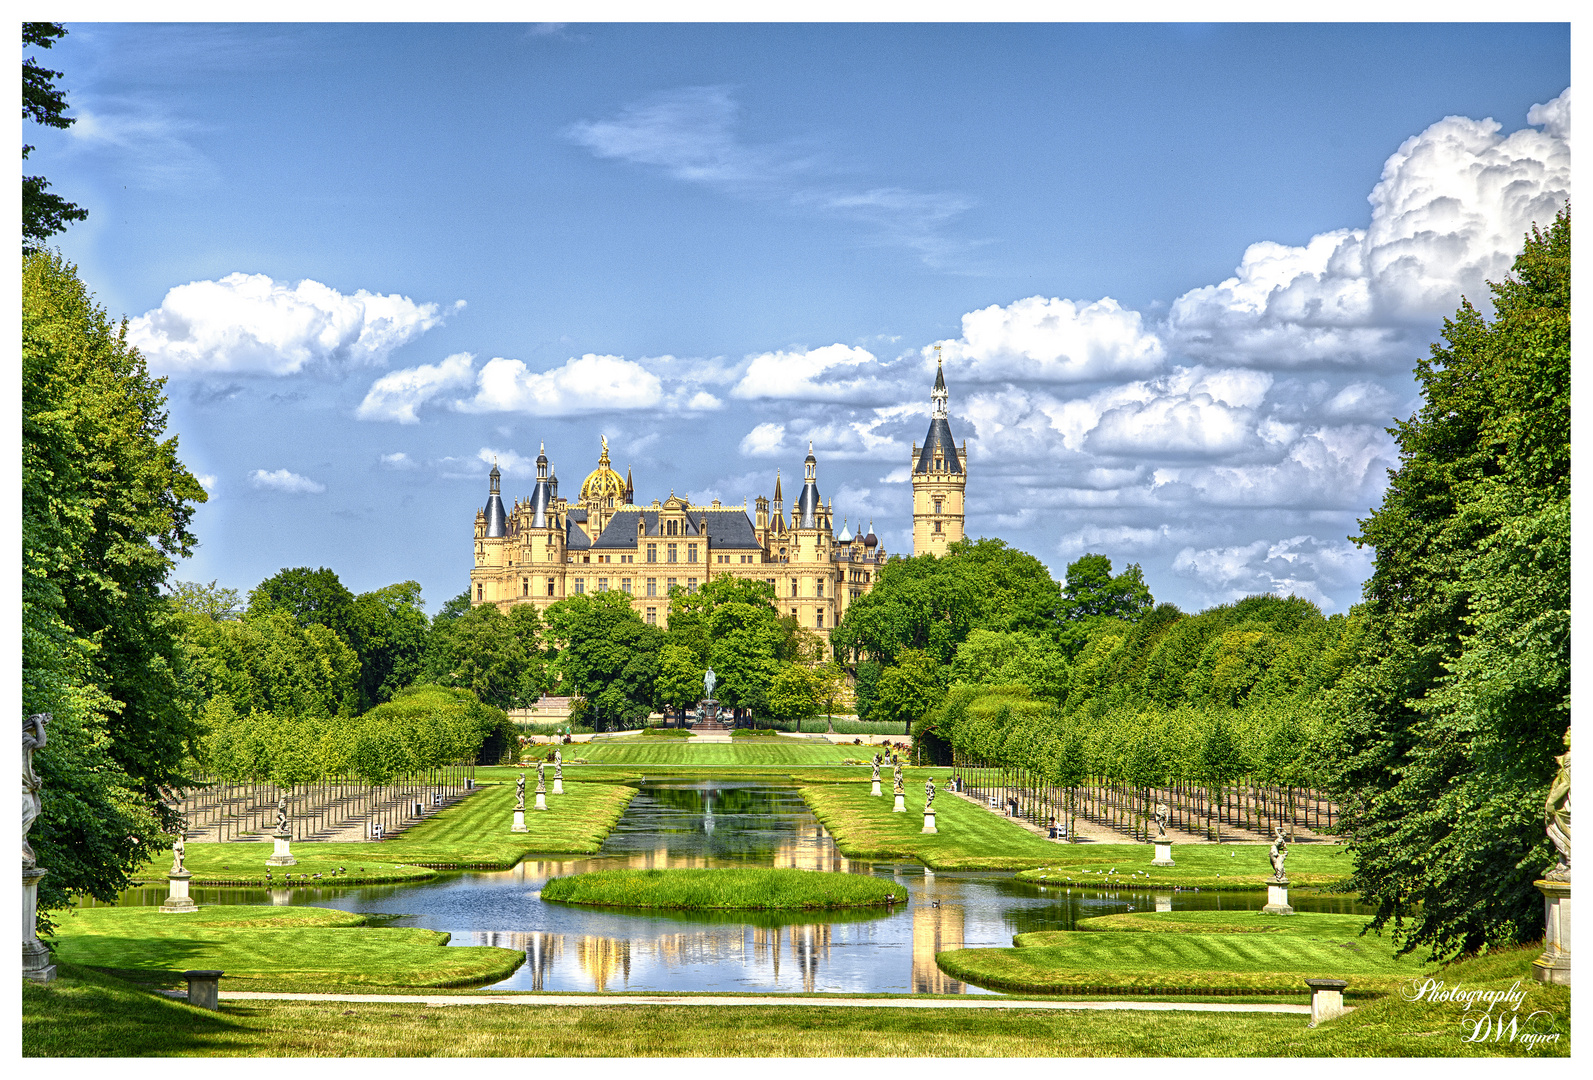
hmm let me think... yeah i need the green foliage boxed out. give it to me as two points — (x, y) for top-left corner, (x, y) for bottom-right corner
(424, 600), (547, 711)
(22, 23), (87, 251)
(871, 649), (944, 734)
(23, 250), (205, 915)
(655, 642), (706, 713)
(1059, 553), (1155, 623)
(348, 580), (430, 709)
(766, 662), (822, 722)
(831, 538), (1063, 666)
(664, 575), (800, 718)
(1332, 207), (1570, 958)
(167, 579), (243, 620)
(545, 590), (662, 728)
(181, 607), (361, 720)
(248, 566), (357, 641)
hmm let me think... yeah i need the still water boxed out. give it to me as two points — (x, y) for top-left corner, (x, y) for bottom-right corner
(112, 780), (1369, 995)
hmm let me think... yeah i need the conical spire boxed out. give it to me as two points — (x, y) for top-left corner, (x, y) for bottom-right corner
(484, 460), (507, 538)
(931, 344), (948, 420)
(624, 465), (634, 504)
(773, 469), (783, 504)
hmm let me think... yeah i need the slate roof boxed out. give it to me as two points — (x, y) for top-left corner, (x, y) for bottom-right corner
(914, 416), (963, 474)
(590, 508), (761, 550)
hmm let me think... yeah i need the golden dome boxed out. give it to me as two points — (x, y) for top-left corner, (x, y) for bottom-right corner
(580, 436), (626, 502)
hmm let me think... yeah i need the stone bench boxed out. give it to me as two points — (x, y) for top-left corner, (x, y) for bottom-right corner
(184, 969), (225, 1011)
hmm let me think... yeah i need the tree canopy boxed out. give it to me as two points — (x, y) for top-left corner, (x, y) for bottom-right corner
(1330, 206), (1570, 958)
(23, 23), (87, 251)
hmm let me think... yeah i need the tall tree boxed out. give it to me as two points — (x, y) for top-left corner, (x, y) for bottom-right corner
(544, 591), (662, 729)
(23, 23), (87, 251)
(1332, 207), (1570, 958)
(349, 581), (430, 708)
(23, 250), (205, 917)
(248, 566), (357, 643)
(425, 602), (547, 712)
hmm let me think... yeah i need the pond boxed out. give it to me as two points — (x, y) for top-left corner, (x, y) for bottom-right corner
(108, 779), (1371, 995)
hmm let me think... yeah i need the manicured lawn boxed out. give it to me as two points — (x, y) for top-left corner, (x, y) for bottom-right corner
(571, 741), (857, 766)
(939, 909), (1434, 996)
(799, 779), (1066, 870)
(1014, 842), (1351, 891)
(45, 906), (523, 992)
(1059, 909), (1375, 938)
(23, 947), (1567, 1056)
(130, 845), (435, 887)
(133, 781), (638, 879)
(541, 867), (906, 910)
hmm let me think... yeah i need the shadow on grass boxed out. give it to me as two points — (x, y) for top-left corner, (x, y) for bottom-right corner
(24, 963), (249, 1056)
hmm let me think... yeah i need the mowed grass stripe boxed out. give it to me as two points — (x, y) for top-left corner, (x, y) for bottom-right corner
(572, 742), (857, 766)
(50, 906), (523, 990)
(1014, 843), (1350, 890)
(799, 780), (1064, 870)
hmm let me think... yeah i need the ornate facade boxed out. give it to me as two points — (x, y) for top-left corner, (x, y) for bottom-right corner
(911, 352), (966, 556)
(470, 363), (964, 632)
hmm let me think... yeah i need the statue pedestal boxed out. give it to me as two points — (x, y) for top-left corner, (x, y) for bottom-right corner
(1262, 877), (1294, 915)
(871, 780), (882, 796)
(921, 811), (937, 834)
(511, 809), (527, 833)
(1532, 878), (1571, 985)
(1155, 893), (1172, 912)
(22, 864), (56, 983)
(1305, 978), (1348, 1026)
(161, 870), (198, 914)
(1152, 841), (1175, 866)
(893, 794), (906, 812)
(553, 779), (564, 795)
(535, 791), (547, 811)
(184, 969), (225, 1011)
(264, 832), (297, 866)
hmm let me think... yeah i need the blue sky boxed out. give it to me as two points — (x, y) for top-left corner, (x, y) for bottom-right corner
(30, 21), (1571, 615)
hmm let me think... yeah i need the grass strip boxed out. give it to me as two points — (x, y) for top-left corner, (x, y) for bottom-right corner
(1060, 910), (1376, 938)
(45, 906), (523, 991)
(136, 780), (637, 879)
(23, 948), (1567, 1056)
(540, 867), (907, 910)
(938, 923), (1434, 997)
(799, 777), (1064, 870)
(570, 742), (858, 766)
(1013, 842), (1351, 891)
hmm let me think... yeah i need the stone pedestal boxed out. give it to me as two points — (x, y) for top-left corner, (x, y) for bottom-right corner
(1305, 978), (1348, 1026)
(184, 969), (225, 1011)
(553, 779), (564, 795)
(922, 811), (937, 834)
(1261, 877), (1294, 915)
(22, 864), (56, 983)
(1151, 841), (1175, 866)
(871, 780), (882, 796)
(270, 888), (292, 906)
(511, 808), (527, 833)
(1532, 878), (1571, 985)
(893, 793), (906, 812)
(535, 791), (547, 811)
(161, 870), (198, 914)
(264, 832), (297, 866)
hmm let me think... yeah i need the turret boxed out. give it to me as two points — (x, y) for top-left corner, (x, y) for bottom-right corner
(796, 442), (821, 529)
(911, 347), (967, 557)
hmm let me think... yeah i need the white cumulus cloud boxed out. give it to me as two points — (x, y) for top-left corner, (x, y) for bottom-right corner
(731, 344), (893, 403)
(1167, 89), (1570, 368)
(129, 273), (453, 377)
(1171, 535), (1372, 611)
(939, 295), (1166, 383)
(739, 422), (789, 457)
(461, 354), (664, 415)
(357, 352), (477, 423)
(249, 468), (325, 495)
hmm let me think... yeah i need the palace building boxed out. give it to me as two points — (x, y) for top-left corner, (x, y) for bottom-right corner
(469, 359), (966, 635)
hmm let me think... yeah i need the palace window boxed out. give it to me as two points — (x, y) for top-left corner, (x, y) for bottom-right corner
(647, 544), (657, 562)
(816, 609), (824, 628)
(687, 578), (697, 593)
(934, 520), (942, 533)
(666, 577), (677, 593)
(547, 578), (556, 597)
(522, 578), (529, 597)
(574, 579), (585, 595)
(476, 583), (483, 601)
(667, 544), (678, 563)
(817, 579), (824, 598)
(933, 499), (943, 515)
(622, 554), (633, 564)
(597, 578), (608, 592)
(791, 578), (799, 597)
(622, 578), (632, 595)
(646, 578), (657, 597)
(646, 608), (657, 625)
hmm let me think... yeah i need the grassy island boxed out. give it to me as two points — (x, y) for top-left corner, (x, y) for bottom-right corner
(540, 867), (907, 910)
(1013, 842), (1351, 891)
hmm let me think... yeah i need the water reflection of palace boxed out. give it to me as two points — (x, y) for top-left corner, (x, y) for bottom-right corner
(912, 903), (965, 994)
(773, 820), (854, 872)
(751, 923), (833, 992)
(473, 930), (564, 990)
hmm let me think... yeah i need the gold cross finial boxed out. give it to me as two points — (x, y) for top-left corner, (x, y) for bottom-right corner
(935, 343), (942, 365)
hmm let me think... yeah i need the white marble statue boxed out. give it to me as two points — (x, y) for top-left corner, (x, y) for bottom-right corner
(24, 713), (49, 867)
(1268, 825), (1289, 882)
(170, 834), (186, 874)
(1153, 802), (1170, 840)
(515, 773), (526, 810)
(704, 667), (716, 699)
(276, 793), (289, 834)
